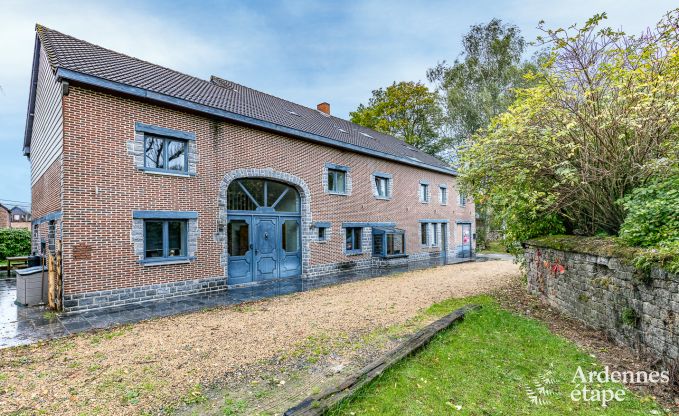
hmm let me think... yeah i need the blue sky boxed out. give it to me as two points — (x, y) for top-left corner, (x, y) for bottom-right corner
(0, 0), (675, 208)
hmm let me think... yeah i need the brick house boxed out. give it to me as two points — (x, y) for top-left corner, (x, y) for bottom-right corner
(0, 204), (31, 229)
(9, 207), (32, 229)
(0, 204), (10, 228)
(24, 25), (475, 313)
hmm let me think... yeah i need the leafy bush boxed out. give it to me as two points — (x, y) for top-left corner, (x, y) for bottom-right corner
(632, 241), (679, 274)
(0, 228), (32, 260)
(619, 175), (679, 247)
(460, 11), (679, 246)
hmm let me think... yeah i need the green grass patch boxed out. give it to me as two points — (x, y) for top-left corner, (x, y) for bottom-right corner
(478, 240), (507, 254)
(328, 297), (665, 415)
(89, 325), (131, 345)
(221, 398), (248, 415)
(182, 384), (208, 405)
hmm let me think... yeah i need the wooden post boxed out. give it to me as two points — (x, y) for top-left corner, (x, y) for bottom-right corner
(47, 252), (56, 309)
(55, 240), (62, 311)
(46, 240), (63, 311)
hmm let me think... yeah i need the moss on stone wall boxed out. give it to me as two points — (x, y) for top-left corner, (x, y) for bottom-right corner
(525, 235), (640, 262)
(525, 235), (679, 273)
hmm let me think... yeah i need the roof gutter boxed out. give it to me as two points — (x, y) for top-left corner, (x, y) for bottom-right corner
(22, 36), (42, 157)
(54, 68), (457, 176)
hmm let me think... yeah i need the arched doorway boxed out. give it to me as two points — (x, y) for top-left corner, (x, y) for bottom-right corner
(226, 179), (302, 284)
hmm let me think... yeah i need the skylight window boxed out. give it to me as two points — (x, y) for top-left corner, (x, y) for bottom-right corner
(337, 128), (349, 134)
(287, 110), (301, 117)
(359, 132), (374, 139)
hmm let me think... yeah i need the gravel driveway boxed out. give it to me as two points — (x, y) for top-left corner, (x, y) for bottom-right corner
(0, 260), (519, 415)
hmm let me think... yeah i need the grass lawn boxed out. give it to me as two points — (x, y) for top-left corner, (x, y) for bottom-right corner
(478, 240), (507, 254)
(328, 296), (665, 416)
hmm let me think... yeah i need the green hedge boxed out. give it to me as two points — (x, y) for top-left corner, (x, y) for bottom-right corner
(0, 228), (32, 260)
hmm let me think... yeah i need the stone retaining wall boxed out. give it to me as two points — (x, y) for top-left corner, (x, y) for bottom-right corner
(524, 243), (679, 366)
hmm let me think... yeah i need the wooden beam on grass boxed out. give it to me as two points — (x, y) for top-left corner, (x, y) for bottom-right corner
(284, 304), (481, 416)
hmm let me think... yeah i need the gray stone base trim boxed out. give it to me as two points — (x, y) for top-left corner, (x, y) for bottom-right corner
(305, 251), (444, 279)
(63, 275), (227, 313)
(63, 251), (456, 313)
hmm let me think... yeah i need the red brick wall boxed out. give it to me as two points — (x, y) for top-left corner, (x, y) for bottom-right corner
(31, 156), (62, 219)
(61, 86), (475, 295)
(0, 208), (9, 228)
(30, 156), (63, 255)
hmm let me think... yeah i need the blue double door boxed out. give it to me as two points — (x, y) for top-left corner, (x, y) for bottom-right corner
(227, 214), (302, 285)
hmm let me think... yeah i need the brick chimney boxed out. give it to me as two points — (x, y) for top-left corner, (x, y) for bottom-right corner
(317, 102), (330, 115)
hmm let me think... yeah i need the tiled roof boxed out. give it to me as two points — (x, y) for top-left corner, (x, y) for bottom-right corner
(33, 25), (453, 173)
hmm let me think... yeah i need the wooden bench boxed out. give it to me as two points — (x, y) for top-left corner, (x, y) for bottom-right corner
(5, 256), (29, 277)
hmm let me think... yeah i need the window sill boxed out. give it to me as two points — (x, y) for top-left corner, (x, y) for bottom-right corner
(345, 251), (363, 256)
(140, 257), (194, 267)
(140, 168), (196, 178)
(420, 201), (430, 204)
(327, 191), (348, 196)
(374, 196), (392, 201)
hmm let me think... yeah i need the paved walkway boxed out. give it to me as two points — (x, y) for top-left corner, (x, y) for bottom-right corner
(0, 257), (471, 348)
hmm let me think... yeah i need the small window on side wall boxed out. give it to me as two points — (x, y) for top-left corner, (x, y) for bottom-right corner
(421, 223), (428, 245)
(318, 227), (327, 241)
(420, 183), (429, 203)
(144, 134), (187, 173)
(327, 169), (347, 194)
(345, 227), (362, 254)
(440, 187), (448, 205)
(375, 176), (390, 198)
(458, 192), (467, 206)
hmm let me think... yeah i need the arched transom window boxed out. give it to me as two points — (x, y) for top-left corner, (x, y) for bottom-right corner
(227, 179), (300, 213)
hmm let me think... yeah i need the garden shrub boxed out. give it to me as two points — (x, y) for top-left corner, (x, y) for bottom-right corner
(619, 175), (679, 247)
(618, 174), (679, 274)
(0, 228), (32, 260)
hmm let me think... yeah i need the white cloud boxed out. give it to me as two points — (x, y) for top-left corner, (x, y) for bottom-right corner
(0, 0), (676, 204)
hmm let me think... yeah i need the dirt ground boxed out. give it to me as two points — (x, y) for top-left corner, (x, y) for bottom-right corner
(0, 260), (519, 415)
(494, 279), (679, 414)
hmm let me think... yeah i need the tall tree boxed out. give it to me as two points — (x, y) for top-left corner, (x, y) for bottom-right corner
(427, 19), (535, 248)
(350, 81), (449, 157)
(427, 18), (535, 148)
(460, 11), (679, 248)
